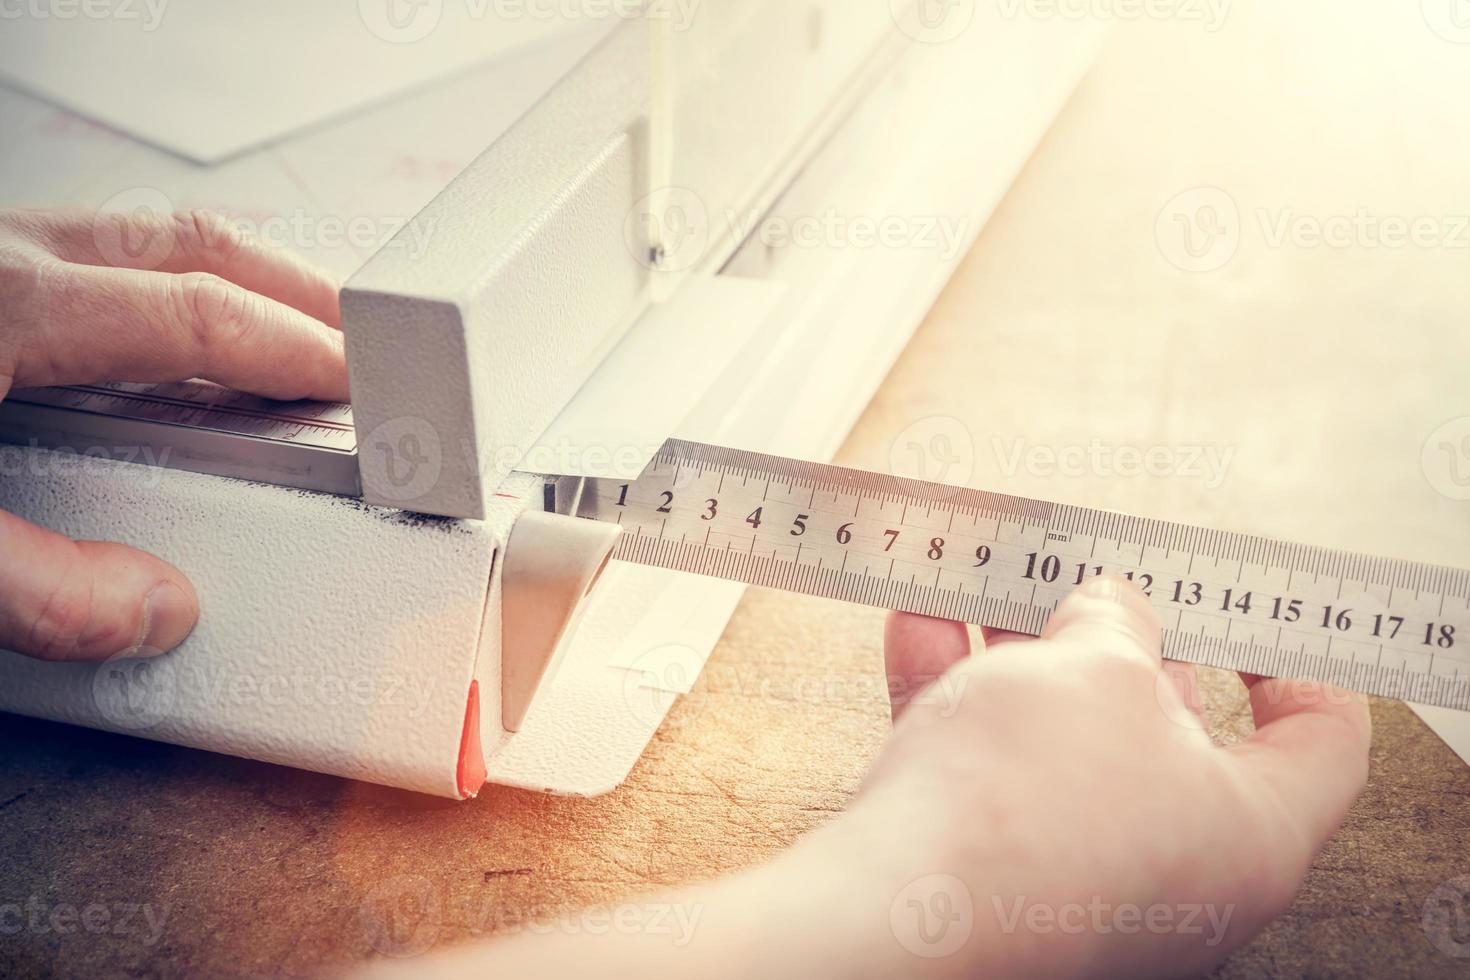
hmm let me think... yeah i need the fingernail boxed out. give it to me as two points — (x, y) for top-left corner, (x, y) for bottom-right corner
(1081, 575), (1124, 602)
(136, 583), (198, 656)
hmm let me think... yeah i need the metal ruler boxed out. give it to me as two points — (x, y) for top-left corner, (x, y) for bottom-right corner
(3, 385), (1468, 711)
(582, 440), (1470, 712)
(0, 383), (360, 496)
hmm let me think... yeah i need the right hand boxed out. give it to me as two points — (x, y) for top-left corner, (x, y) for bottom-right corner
(825, 576), (1372, 978)
(0, 207), (348, 663)
(355, 578), (1372, 980)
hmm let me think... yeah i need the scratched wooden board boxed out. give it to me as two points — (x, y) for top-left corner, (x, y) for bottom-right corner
(2, 2), (1470, 977)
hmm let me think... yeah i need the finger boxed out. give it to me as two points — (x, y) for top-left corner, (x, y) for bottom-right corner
(1226, 675), (1372, 849)
(884, 611), (971, 722)
(34, 208), (341, 328)
(979, 626), (1030, 649)
(24, 261), (348, 401)
(1041, 575), (1162, 664)
(0, 508), (197, 662)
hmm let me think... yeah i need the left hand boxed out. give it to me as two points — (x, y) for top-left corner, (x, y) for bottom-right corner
(0, 207), (349, 662)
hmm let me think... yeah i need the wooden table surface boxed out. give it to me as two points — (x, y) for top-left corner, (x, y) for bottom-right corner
(3, 2), (1470, 977)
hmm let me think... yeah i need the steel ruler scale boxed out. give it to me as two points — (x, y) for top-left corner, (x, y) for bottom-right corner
(581, 441), (1470, 712)
(2, 383), (1468, 712)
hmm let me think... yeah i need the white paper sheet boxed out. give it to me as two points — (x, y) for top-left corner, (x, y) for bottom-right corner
(1411, 704), (1470, 768)
(0, 25), (608, 280)
(0, 2), (609, 162)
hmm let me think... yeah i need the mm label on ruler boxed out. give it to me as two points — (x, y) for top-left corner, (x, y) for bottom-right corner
(584, 439), (1470, 712)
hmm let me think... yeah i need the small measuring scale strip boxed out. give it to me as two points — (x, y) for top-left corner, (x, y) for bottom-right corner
(0, 383), (360, 496)
(583, 439), (1470, 713)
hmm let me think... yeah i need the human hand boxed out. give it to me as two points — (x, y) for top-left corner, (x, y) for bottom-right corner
(357, 579), (1370, 980)
(0, 207), (349, 662)
(812, 576), (1372, 978)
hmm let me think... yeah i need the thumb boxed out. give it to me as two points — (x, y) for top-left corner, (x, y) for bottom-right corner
(1041, 575), (1163, 665)
(0, 509), (198, 662)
